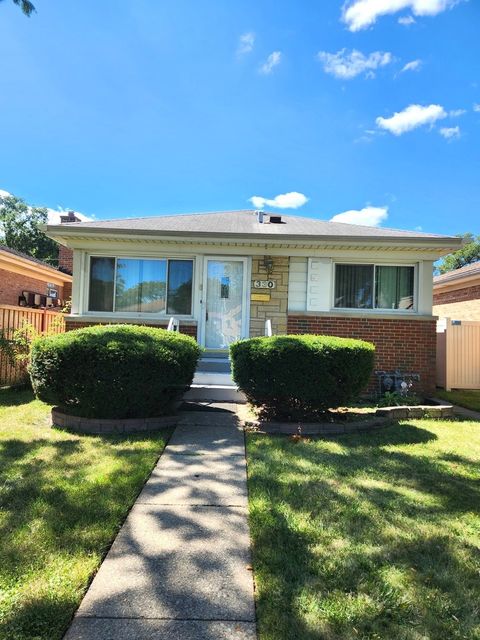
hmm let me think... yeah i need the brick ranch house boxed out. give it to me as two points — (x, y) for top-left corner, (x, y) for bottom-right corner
(45, 210), (461, 396)
(433, 261), (480, 321)
(0, 244), (72, 309)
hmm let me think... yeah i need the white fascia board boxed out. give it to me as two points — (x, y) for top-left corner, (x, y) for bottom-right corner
(44, 227), (462, 256)
(46, 237), (453, 262)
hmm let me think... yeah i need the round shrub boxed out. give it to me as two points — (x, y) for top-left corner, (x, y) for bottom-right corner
(29, 324), (201, 419)
(230, 334), (375, 419)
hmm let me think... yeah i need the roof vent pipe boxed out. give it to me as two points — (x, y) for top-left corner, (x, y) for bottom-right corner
(256, 210), (264, 224)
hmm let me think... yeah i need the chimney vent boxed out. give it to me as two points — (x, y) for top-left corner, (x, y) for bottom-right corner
(60, 211), (80, 223)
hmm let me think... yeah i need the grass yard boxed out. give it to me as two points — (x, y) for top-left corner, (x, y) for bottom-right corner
(0, 388), (171, 640)
(247, 418), (480, 640)
(436, 389), (480, 413)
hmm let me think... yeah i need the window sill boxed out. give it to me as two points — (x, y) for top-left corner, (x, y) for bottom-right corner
(70, 314), (197, 325)
(290, 310), (435, 321)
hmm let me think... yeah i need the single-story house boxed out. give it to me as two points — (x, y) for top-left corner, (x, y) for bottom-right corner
(45, 209), (461, 396)
(0, 244), (72, 309)
(433, 261), (480, 320)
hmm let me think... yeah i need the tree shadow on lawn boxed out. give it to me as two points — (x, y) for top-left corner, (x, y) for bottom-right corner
(249, 422), (480, 639)
(0, 430), (168, 640)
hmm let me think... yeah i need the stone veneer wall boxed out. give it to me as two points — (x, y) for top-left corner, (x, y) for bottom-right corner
(65, 317), (198, 338)
(287, 314), (437, 397)
(249, 256), (289, 337)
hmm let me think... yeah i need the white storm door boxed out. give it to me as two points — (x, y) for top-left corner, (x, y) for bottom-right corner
(204, 259), (246, 349)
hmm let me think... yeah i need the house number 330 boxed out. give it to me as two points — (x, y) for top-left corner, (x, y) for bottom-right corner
(253, 280), (276, 289)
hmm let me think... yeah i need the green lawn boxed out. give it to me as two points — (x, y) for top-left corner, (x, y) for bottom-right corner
(436, 389), (480, 413)
(0, 388), (171, 640)
(247, 418), (480, 640)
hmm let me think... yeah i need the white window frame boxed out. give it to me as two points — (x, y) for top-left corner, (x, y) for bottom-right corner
(331, 261), (418, 313)
(85, 254), (196, 319)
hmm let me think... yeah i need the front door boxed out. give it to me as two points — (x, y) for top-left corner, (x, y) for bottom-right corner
(204, 259), (246, 349)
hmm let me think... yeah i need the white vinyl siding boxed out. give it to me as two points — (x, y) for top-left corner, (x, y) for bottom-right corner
(418, 260), (434, 315)
(307, 258), (332, 312)
(287, 257), (308, 311)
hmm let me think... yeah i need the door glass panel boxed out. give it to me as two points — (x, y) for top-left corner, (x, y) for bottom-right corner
(205, 260), (244, 348)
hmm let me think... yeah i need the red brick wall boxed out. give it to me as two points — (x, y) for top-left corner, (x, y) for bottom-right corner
(0, 268), (65, 307)
(287, 314), (436, 396)
(63, 281), (72, 303)
(65, 317), (198, 338)
(433, 284), (480, 305)
(58, 246), (74, 275)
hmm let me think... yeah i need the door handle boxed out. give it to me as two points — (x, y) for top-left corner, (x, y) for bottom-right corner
(206, 310), (209, 321)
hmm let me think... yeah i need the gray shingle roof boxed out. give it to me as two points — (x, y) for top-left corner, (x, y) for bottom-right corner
(46, 209), (458, 242)
(434, 260), (480, 284)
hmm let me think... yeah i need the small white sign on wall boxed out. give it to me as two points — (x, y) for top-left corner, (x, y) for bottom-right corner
(253, 280), (276, 289)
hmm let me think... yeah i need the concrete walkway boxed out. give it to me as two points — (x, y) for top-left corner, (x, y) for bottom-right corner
(431, 397), (480, 421)
(64, 405), (257, 640)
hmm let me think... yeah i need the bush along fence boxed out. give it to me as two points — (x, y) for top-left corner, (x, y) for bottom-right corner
(0, 305), (65, 387)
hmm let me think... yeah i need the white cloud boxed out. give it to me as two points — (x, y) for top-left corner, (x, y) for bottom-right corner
(473, 103), (480, 112)
(449, 108), (466, 117)
(259, 51), (282, 75)
(237, 32), (255, 56)
(342, 0), (461, 32)
(439, 125), (460, 139)
(330, 205), (388, 227)
(317, 48), (392, 79)
(376, 104), (447, 135)
(400, 59), (422, 73)
(0, 189), (92, 222)
(249, 191), (308, 210)
(398, 14), (416, 24)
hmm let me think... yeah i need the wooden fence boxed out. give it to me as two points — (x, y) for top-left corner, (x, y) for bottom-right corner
(436, 318), (480, 390)
(0, 305), (65, 387)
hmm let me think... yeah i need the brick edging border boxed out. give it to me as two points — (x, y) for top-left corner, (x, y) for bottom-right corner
(52, 408), (178, 434)
(242, 416), (389, 435)
(241, 404), (454, 435)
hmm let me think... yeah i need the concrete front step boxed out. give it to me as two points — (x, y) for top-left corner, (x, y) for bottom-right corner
(197, 357), (231, 374)
(187, 357), (243, 402)
(184, 384), (246, 403)
(193, 371), (234, 386)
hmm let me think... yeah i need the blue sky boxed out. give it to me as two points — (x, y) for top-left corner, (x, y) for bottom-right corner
(0, 0), (478, 235)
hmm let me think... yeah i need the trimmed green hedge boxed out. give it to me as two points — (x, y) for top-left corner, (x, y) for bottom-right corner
(30, 324), (201, 419)
(230, 334), (375, 419)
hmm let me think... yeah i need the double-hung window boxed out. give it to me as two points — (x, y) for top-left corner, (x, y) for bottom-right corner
(88, 257), (193, 315)
(334, 264), (415, 311)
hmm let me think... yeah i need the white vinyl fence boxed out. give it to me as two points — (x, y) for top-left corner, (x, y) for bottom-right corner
(436, 318), (480, 390)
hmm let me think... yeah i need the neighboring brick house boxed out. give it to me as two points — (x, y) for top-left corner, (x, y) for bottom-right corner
(0, 245), (72, 309)
(45, 210), (461, 395)
(433, 262), (480, 320)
